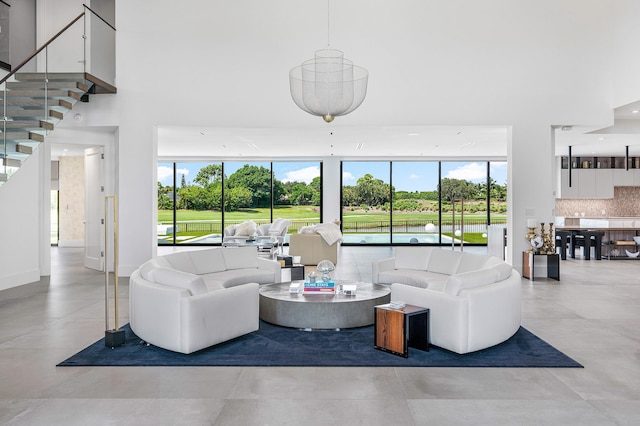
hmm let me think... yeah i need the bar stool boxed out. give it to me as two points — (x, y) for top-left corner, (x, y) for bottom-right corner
(555, 230), (571, 260)
(571, 230), (604, 260)
(584, 230), (604, 260)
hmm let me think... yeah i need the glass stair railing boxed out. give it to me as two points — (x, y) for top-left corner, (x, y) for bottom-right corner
(0, 6), (116, 186)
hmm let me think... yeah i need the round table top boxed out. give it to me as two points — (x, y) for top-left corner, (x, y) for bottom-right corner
(259, 281), (390, 304)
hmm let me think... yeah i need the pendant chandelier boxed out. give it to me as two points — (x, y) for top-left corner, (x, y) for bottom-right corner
(289, 2), (369, 123)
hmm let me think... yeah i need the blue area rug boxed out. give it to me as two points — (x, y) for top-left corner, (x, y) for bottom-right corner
(58, 321), (582, 368)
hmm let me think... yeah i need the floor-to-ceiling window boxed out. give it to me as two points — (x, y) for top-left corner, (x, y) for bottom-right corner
(341, 161), (391, 244)
(272, 162), (321, 238)
(157, 161), (224, 244)
(340, 160), (505, 246)
(489, 161), (508, 227)
(391, 161), (440, 244)
(223, 161), (272, 232)
(158, 161), (322, 245)
(440, 161), (490, 246)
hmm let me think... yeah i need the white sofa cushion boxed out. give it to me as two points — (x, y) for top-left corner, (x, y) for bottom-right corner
(443, 268), (500, 296)
(202, 269), (275, 288)
(394, 246), (432, 270)
(139, 257), (172, 280)
(147, 268), (208, 296)
(188, 248), (227, 275)
(163, 251), (197, 274)
(482, 256), (513, 280)
(427, 249), (463, 275)
(456, 252), (490, 274)
(223, 246), (259, 270)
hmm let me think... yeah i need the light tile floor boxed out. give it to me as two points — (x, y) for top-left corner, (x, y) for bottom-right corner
(1, 246), (639, 425)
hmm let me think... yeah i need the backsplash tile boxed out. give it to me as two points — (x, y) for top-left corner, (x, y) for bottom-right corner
(556, 187), (640, 217)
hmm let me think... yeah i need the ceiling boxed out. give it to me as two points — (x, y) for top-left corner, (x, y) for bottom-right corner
(154, 103), (640, 160)
(156, 125), (510, 160)
(50, 104), (640, 160)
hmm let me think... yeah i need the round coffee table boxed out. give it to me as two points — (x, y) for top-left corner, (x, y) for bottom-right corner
(259, 281), (391, 330)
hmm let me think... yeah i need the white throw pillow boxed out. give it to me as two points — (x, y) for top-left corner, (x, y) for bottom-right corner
(223, 246), (259, 270)
(298, 226), (315, 234)
(394, 246), (431, 270)
(234, 220), (257, 236)
(188, 248), (227, 275)
(443, 268), (500, 296)
(147, 268), (208, 296)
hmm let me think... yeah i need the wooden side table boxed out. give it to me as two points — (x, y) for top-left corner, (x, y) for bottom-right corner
(374, 304), (429, 357)
(522, 251), (560, 281)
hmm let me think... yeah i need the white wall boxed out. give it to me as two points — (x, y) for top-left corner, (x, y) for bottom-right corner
(611, 0), (640, 108)
(16, 0), (640, 282)
(0, 151), (41, 290)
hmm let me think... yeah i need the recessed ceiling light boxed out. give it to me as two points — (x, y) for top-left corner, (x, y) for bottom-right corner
(598, 137), (605, 141)
(408, 133), (420, 136)
(632, 110), (639, 114)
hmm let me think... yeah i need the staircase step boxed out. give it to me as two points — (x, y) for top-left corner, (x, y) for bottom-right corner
(1, 119), (56, 131)
(14, 72), (86, 82)
(3, 107), (68, 120)
(16, 141), (41, 154)
(1, 130), (46, 142)
(4, 97), (77, 109)
(1, 153), (28, 167)
(7, 80), (89, 92)
(5, 88), (83, 98)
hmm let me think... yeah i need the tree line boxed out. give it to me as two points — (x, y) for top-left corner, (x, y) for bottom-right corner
(158, 164), (321, 211)
(342, 174), (507, 212)
(158, 167), (507, 212)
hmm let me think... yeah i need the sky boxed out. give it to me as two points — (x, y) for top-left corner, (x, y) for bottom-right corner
(342, 161), (507, 192)
(158, 160), (507, 191)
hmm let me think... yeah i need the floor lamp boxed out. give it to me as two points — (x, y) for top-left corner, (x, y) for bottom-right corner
(104, 195), (125, 348)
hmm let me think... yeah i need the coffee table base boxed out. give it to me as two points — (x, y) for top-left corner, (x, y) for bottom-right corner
(259, 282), (391, 330)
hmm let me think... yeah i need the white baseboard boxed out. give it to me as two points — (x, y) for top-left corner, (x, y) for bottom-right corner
(0, 269), (41, 291)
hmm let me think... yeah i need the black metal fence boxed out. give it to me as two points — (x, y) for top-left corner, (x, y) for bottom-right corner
(160, 217), (506, 236)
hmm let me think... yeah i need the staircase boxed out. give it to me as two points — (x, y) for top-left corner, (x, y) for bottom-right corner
(0, 73), (116, 185)
(0, 6), (116, 187)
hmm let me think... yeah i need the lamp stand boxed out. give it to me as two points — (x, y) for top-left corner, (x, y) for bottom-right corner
(104, 195), (125, 348)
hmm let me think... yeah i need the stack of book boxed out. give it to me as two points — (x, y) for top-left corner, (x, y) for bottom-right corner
(303, 281), (335, 294)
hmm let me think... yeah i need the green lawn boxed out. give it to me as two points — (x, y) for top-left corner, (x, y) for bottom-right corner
(158, 205), (321, 223)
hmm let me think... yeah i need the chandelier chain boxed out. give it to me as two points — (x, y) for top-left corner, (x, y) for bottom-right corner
(327, 0), (330, 47)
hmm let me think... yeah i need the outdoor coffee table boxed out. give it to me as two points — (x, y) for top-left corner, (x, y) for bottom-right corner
(259, 281), (391, 330)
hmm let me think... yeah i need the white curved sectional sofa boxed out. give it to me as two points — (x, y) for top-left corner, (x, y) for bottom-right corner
(129, 246), (281, 354)
(372, 247), (521, 354)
